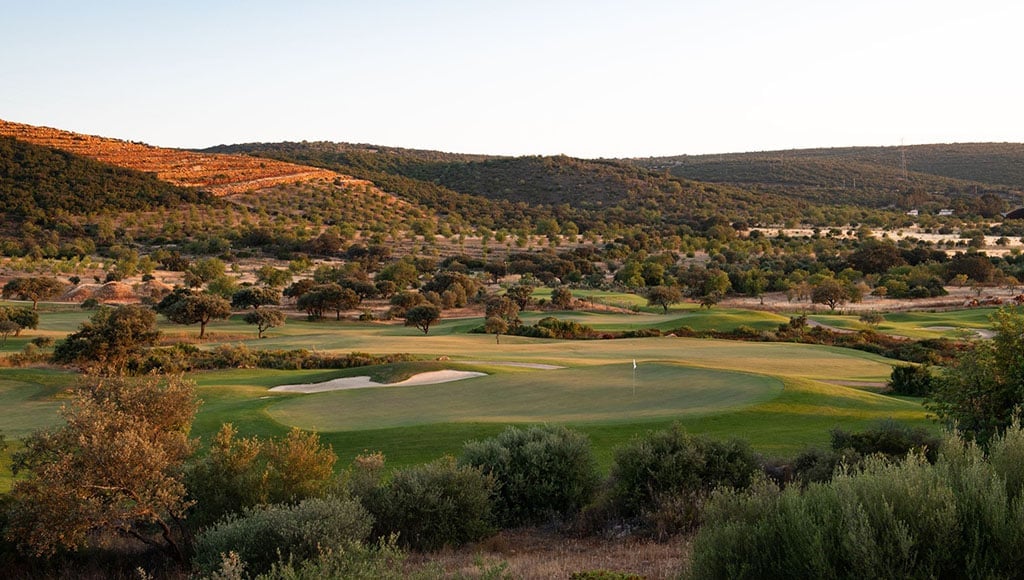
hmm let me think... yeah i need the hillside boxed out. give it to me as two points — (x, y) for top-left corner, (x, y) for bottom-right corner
(0, 135), (207, 217)
(204, 142), (834, 233)
(0, 119), (354, 196)
(633, 143), (1024, 211)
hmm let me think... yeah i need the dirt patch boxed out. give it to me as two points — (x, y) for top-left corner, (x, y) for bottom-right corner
(407, 528), (690, 579)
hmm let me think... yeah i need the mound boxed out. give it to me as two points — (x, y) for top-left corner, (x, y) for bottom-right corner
(92, 282), (136, 303)
(61, 284), (99, 303)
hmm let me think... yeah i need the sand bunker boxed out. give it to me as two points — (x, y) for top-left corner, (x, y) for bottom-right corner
(269, 370), (487, 394)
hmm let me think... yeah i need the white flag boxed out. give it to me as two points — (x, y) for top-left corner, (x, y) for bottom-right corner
(633, 359), (637, 369)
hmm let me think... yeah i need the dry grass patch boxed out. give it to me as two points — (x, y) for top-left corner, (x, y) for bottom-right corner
(407, 527), (690, 579)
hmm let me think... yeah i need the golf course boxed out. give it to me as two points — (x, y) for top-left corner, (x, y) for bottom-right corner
(0, 297), (944, 484)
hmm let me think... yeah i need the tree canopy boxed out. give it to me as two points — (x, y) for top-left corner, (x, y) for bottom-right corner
(5, 374), (199, 563)
(53, 305), (160, 374)
(930, 307), (1024, 444)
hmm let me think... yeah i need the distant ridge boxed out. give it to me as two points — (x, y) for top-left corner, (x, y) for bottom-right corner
(0, 119), (363, 196)
(635, 143), (1024, 191)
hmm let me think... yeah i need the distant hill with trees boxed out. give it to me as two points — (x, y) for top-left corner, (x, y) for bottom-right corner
(632, 143), (1024, 213)
(203, 141), (844, 235)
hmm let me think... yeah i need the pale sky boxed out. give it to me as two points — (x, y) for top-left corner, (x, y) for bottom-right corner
(2, 0), (1021, 158)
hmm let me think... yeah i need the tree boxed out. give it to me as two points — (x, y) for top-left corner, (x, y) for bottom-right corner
(484, 316), (508, 344)
(283, 278), (317, 301)
(647, 285), (683, 314)
(231, 286), (282, 310)
(930, 307), (1024, 444)
(156, 289), (232, 339)
(389, 291), (426, 318)
(404, 304), (441, 334)
(322, 284), (361, 321)
(7, 307), (38, 336)
(295, 284), (356, 321)
(53, 305), (160, 374)
(187, 257), (226, 285)
(243, 308), (286, 339)
(485, 295), (521, 327)
(0, 320), (19, 346)
(2, 276), (65, 310)
(551, 286), (574, 310)
(811, 278), (851, 311)
(256, 266), (293, 289)
(506, 283), (536, 311)
(847, 240), (905, 274)
(5, 374), (198, 563)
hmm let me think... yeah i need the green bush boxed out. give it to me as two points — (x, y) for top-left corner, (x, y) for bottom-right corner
(193, 497), (372, 576)
(830, 419), (941, 463)
(246, 537), (417, 580)
(888, 364), (934, 396)
(460, 425), (599, 526)
(690, 426), (1024, 579)
(361, 457), (494, 551)
(607, 424), (758, 518)
(187, 425), (338, 530)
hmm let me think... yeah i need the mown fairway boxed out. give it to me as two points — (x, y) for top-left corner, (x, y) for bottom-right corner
(808, 307), (997, 339)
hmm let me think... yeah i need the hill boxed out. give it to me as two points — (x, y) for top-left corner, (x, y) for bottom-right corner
(0, 119), (354, 196)
(633, 143), (1024, 212)
(0, 135), (207, 217)
(204, 142), (835, 234)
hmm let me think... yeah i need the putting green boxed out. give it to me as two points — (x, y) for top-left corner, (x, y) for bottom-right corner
(266, 363), (783, 432)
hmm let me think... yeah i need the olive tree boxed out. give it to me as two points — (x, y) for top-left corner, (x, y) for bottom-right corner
(2, 276), (65, 310)
(404, 304), (441, 334)
(243, 308), (286, 339)
(5, 374), (199, 563)
(53, 305), (160, 374)
(647, 285), (683, 314)
(156, 289), (231, 339)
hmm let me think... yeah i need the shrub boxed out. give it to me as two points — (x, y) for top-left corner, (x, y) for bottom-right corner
(460, 425), (599, 526)
(186, 426), (337, 530)
(607, 424), (758, 519)
(830, 419), (941, 463)
(193, 497), (372, 576)
(253, 537), (418, 580)
(690, 425), (1024, 579)
(888, 364), (934, 396)
(361, 457), (494, 551)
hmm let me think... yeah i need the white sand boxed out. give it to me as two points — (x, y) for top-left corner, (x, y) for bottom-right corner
(269, 370), (487, 394)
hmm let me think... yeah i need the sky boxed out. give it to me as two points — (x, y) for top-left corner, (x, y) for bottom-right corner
(2, 0), (1022, 158)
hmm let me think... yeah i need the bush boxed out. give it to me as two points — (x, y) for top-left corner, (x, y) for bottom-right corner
(252, 537), (418, 580)
(690, 426), (1024, 579)
(607, 424), (759, 519)
(830, 419), (941, 463)
(187, 425), (337, 530)
(361, 457), (494, 551)
(888, 364), (934, 396)
(193, 497), (372, 576)
(460, 425), (599, 526)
